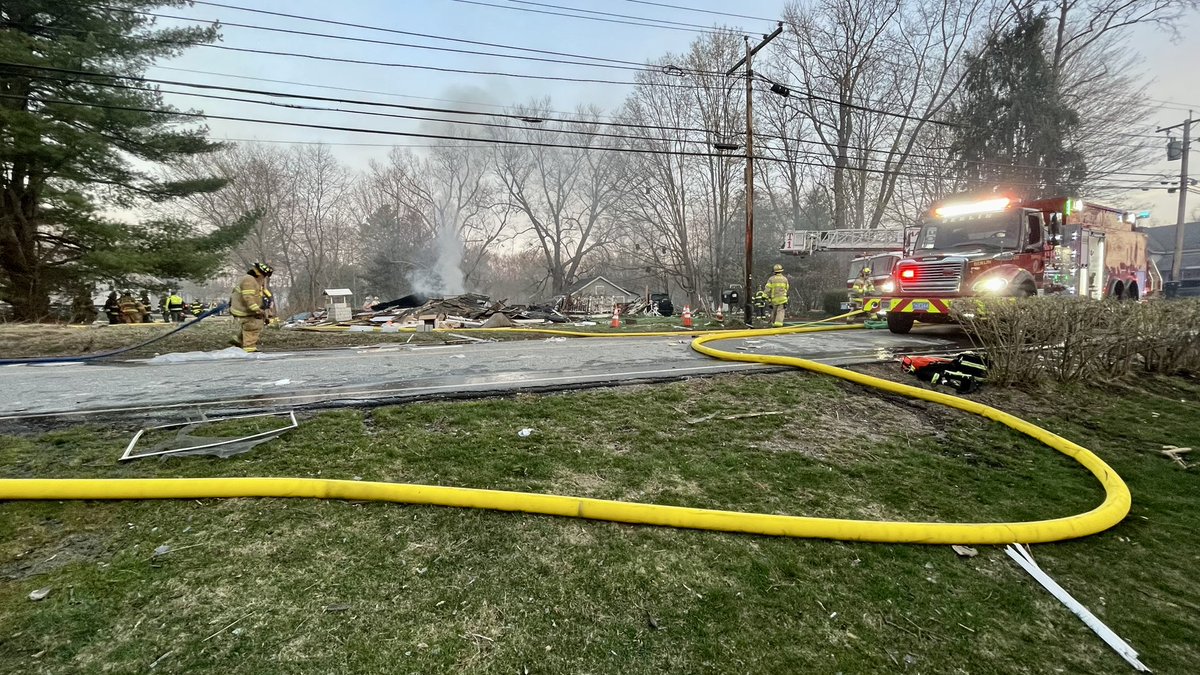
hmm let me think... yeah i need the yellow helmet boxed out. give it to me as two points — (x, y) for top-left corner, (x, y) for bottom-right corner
(862, 267), (871, 275)
(772, 264), (784, 273)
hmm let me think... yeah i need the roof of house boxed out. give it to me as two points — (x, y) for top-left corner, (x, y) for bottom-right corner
(323, 288), (353, 297)
(1144, 222), (1200, 254)
(569, 275), (636, 297)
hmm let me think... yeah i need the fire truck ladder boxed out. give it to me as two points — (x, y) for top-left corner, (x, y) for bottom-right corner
(780, 228), (905, 255)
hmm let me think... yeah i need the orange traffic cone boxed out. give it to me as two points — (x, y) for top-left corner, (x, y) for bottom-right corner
(610, 306), (621, 328)
(682, 305), (693, 328)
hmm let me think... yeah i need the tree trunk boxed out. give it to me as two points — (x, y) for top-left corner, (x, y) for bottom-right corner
(5, 267), (52, 321)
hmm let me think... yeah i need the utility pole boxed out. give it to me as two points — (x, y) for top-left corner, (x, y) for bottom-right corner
(1158, 113), (1196, 293)
(727, 23), (783, 325)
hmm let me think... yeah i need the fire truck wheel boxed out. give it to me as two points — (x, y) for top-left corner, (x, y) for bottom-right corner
(887, 313), (914, 334)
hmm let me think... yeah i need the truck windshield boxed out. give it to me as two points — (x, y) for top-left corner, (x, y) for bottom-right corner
(916, 212), (1020, 251)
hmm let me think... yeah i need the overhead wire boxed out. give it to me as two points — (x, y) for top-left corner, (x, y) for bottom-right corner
(503, 0), (745, 32)
(620, 0), (777, 22)
(175, 0), (980, 123)
(449, 0), (732, 35)
(145, 2), (1174, 143)
(0, 91), (1166, 191)
(78, 1), (1177, 142)
(7, 62), (1169, 181)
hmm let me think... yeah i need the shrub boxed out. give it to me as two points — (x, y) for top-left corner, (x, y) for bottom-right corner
(951, 297), (1200, 385)
(821, 289), (848, 316)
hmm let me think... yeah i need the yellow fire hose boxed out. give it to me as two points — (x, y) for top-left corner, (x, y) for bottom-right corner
(0, 318), (1130, 544)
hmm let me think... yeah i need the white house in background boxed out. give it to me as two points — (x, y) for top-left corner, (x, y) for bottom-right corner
(567, 276), (638, 314)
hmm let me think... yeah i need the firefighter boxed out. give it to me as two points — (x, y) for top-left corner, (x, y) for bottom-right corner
(850, 267), (874, 313)
(167, 291), (185, 323)
(190, 300), (204, 317)
(103, 291), (121, 324)
(138, 290), (153, 322)
(764, 264), (790, 328)
(751, 290), (770, 322)
(229, 262), (272, 352)
(117, 290), (140, 324)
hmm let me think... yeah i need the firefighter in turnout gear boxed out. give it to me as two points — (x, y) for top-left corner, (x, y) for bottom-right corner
(751, 290), (771, 322)
(764, 264), (789, 328)
(229, 262), (272, 352)
(117, 291), (141, 324)
(850, 267), (874, 313)
(167, 291), (185, 323)
(104, 291), (121, 324)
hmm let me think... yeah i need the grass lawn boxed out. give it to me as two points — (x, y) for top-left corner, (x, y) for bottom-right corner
(0, 370), (1197, 674)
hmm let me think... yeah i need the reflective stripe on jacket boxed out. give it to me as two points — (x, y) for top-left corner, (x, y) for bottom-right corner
(765, 274), (789, 305)
(229, 274), (264, 317)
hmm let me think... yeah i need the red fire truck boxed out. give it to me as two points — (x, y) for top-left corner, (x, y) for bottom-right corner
(882, 194), (1159, 334)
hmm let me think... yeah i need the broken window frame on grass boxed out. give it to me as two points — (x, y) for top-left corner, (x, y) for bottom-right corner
(119, 410), (299, 462)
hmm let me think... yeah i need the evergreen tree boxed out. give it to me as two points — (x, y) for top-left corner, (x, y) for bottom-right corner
(949, 13), (1087, 195)
(0, 1), (255, 321)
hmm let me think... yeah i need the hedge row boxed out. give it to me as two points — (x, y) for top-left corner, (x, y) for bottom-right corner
(949, 298), (1200, 385)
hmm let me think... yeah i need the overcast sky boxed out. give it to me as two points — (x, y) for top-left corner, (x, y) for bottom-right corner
(147, 0), (1200, 225)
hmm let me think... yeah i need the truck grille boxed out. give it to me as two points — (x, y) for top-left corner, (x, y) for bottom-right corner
(899, 259), (964, 294)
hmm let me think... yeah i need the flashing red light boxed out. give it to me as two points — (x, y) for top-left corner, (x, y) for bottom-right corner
(899, 268), (916, 280)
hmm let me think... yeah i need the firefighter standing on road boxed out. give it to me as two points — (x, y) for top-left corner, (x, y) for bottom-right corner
(850, 267), (874, 312)
(764, 264), (790, 328)
(229, 262), (272, 352)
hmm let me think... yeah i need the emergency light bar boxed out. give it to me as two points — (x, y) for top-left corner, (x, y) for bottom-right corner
(934, 197), (1011, 218)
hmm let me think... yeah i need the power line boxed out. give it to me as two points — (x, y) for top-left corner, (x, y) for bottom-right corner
(126, 0), (1181, 143)
(7, 62), (729, 138)
(179, 0), (961, 120)
(9, 62), (1168, 178)
(449, 0), (729, 35)
(0, 92), (1164, 191)
(621, 0), (776, 22)
(29, 17), (976, 130)
(183, 1), (655, 69)
(115, 7), (660, 75)
(505, 0), (742, 31)
(31, 18), (714, 90)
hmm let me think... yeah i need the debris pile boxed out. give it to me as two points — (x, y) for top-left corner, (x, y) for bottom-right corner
(284, 292), (571, 330)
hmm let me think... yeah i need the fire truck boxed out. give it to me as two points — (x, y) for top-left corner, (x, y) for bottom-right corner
(881, 194), (1159, 334)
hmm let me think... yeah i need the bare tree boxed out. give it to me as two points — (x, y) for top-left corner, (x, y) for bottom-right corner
(777, 0), (986, 229)
(275, 144), (355, 310)
(1039, 0), (1195, 193)
(359, 141), (509, 295)
(491, 102), (628, 297)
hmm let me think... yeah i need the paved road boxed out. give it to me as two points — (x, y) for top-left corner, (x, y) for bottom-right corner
(0, 326), (966, 420)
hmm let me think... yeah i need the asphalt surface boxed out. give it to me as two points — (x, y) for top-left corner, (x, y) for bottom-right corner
(0, 325), (967, 421)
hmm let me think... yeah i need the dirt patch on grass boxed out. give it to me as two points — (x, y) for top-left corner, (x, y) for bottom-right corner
(0, 532), (108, 581)
(551, 468), (610, 496)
